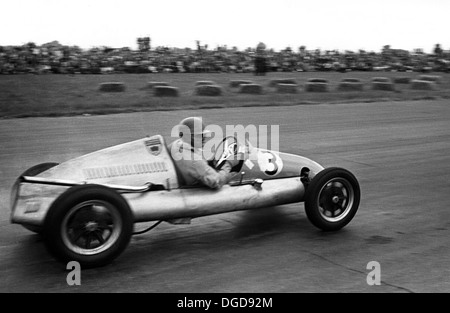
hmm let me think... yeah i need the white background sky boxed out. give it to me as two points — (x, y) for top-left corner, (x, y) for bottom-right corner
(1, 0), (448, 52)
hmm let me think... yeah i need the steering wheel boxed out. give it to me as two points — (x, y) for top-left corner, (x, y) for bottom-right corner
(213, 136), (244, 171)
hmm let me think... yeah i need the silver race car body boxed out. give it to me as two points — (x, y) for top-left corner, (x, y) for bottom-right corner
(10, 134), (359, 267)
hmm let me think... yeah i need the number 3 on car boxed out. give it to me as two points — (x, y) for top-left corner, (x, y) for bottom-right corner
(257, 150), (282, 176)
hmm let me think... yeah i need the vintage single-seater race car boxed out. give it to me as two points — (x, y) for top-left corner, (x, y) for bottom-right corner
(10, 134), (360, 268)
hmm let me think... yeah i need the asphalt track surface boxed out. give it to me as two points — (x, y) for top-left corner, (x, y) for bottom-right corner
(1, 99), (450, 293)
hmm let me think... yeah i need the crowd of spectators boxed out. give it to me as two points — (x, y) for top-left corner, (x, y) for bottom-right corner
(1, 40), (449, 75)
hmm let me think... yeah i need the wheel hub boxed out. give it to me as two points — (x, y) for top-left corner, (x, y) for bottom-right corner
(319, 183), (348, 217)
(85, 221), (99, 232)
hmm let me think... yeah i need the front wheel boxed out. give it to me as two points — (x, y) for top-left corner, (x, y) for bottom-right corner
(304, 167), (360, 231)
(43, 184), (133, 268)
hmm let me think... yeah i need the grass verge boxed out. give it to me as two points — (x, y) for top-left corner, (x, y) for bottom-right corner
(1, 72), (449, 119)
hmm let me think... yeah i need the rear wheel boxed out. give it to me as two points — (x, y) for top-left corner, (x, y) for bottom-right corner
(43, 184), (133, 268)
(304, 167), (360, 231)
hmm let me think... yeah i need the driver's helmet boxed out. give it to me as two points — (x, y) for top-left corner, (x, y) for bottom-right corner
(178, 117), (211, 147)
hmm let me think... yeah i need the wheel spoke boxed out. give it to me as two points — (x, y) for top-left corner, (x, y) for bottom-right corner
(319, 192), (329, 208)
(93, 230), (106, 244)
(332, 204), (341, 217)
(97, 220), (113, 230)
(85, 234), (92, 249)
(72, 228), (87, 243)
(332, 182), (344, 189)
(328, 203), (335, 216)
(102, 224), (113, 232)
(69, 222), (85, 231)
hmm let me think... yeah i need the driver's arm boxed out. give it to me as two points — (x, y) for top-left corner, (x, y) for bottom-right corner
(190, 159), (235, 189)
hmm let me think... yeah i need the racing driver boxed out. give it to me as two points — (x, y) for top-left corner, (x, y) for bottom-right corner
(169, 117), (240, 189)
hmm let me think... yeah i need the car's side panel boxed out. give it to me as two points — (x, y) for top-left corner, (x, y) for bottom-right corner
(39, 135), (180, 189)
(127, 176), (305, 222)
(12, 176), (306, 227)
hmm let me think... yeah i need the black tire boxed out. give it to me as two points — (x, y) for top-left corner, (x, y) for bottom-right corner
(43, 184), (133, 268)
(304, 167), (360, 231)
(13, 163), (59, 234)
